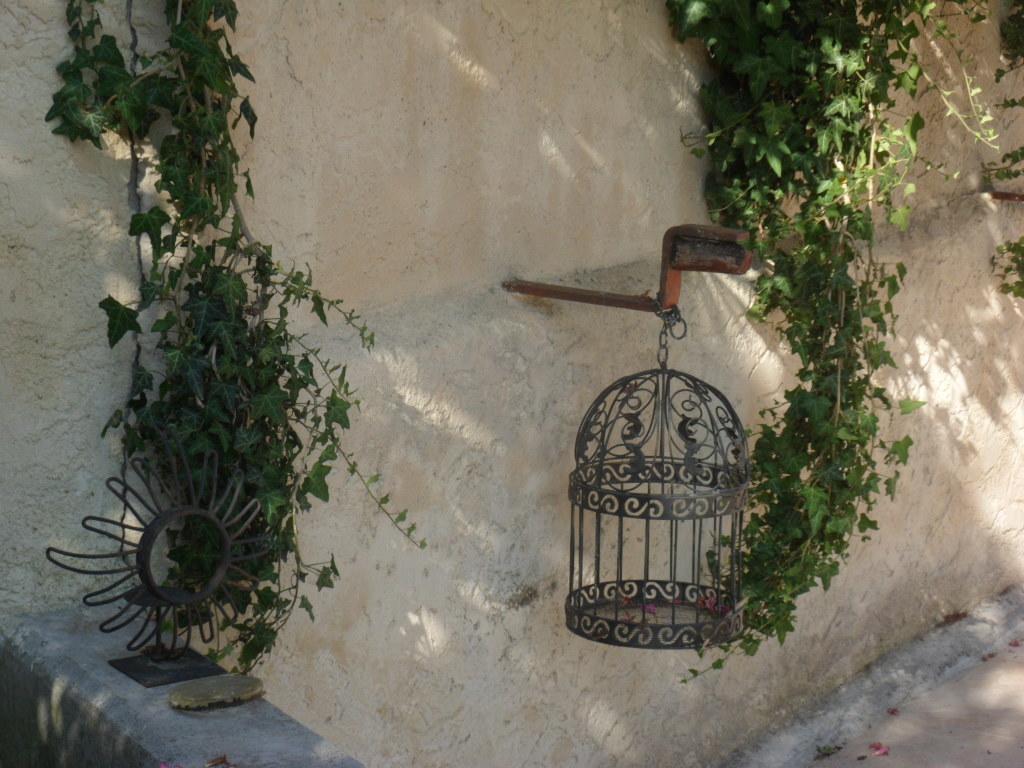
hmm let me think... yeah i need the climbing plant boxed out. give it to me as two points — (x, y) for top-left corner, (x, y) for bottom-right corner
(665, 0), (983, 672)
(46, 0), (422, 670)
(989, 0), (1024, 296)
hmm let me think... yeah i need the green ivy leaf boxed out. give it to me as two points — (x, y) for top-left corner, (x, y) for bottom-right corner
(180, 356), (209, 398)
(898, 399), (926, 415)
(212, 271), (248, 306)
(182, 294), (223, 338)
(302, 445), (337, 502)
(325, 392), (351, 430)
(151, 312), (177, 333)
(98, 296), (141, 347)
(214, 0), (240, 30)
(311, 294), (327, 325)
(906, 112), (925, 156)
(101, 408), (123, 437)
(129, 207), (171, 252)
(251, 387), (289, 424)
(889, 435), (914, 465)
(889, 206), (911, 231)
(91, 34), (125, 68)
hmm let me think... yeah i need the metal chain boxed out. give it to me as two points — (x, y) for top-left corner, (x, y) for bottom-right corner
(656, 305), (687, 369)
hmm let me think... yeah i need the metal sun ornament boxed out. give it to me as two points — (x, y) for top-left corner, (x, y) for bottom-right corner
(46, 438), (270, 659)
(565, 310), (750, 650)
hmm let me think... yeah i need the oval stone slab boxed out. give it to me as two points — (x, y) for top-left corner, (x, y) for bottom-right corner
(168, 674), (264, 711)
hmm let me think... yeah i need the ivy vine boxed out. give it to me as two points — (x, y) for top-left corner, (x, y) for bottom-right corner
(46, 0), (422, 670)
(990, 0), (1024, 296)
(665, 0), (982, 673)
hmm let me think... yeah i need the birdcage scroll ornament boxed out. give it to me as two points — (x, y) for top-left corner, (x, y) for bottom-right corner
(503, 224), (752, 650)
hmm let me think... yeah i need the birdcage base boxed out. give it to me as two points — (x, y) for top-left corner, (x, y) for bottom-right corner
(565, 579), (742, 649)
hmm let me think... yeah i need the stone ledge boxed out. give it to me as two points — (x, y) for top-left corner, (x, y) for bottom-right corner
(0, 610), (363, 768)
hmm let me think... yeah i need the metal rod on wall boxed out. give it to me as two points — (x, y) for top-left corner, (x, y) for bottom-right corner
(502, 224), (752, 313)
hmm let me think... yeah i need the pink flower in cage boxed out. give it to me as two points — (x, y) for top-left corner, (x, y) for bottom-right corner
(643, 604), (658, 615)
(697, 594), (733, 617)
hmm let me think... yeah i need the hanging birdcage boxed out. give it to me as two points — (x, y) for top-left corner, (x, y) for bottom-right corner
(565, 316), (750, 649)
(502, 222), (753, 650)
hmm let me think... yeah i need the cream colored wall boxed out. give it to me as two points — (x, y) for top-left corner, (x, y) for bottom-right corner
(3, 2), (1024, 767)
(233, 1), (711, 307)
(1, 2), (135, 613)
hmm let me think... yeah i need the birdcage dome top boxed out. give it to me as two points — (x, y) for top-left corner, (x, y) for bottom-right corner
(570, 368), (749, 520)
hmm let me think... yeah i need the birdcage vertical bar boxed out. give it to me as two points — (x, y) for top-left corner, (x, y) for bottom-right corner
(615, 517), (624, 621)
(569, 500), (576, 606)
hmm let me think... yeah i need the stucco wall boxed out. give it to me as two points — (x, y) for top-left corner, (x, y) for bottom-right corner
(4, 2), (1024, 767)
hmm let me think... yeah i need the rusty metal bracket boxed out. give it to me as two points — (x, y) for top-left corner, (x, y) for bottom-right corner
(502, 224), (751, 314)
(989, 190), (1024, 203)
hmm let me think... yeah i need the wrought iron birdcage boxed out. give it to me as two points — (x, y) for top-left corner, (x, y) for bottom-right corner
(565, 327), (750, 650)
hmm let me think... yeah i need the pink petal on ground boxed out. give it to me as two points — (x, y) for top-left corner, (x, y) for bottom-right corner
(869, 742), (890, 757)
(1009, 639), (1021, 648)
(886, 707), (900, 716)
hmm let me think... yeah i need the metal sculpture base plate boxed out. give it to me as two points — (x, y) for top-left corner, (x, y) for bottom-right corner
(108, 648), (225, 688)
